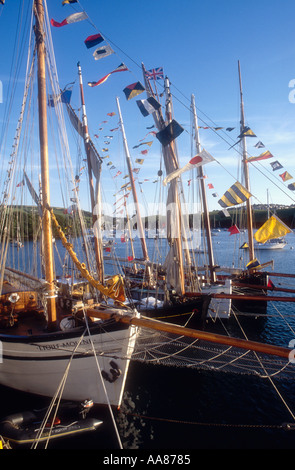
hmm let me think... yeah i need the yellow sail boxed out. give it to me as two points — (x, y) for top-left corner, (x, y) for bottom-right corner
(254, 215), (292, 244)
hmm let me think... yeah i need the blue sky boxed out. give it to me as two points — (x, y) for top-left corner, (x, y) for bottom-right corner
(1, 0), (295, 214)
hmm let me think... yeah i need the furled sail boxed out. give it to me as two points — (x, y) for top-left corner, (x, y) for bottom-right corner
(23, 171), (42, 216)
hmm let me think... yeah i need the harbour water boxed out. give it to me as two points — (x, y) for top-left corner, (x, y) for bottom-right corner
(1, 229), (295, 452)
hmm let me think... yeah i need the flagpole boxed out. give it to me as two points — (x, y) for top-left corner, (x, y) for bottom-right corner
(77, 62), (104, 283)
(238, 60), (255, 262)
(116, 96), (150, 272)
(191, 94), (216, 283)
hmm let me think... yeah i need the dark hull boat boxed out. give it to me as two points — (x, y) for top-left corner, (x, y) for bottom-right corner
(0, 401), (102, 447)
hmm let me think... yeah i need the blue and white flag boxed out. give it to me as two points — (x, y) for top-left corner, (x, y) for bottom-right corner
(136, 97), (161, 116)
(93, 45), (114, 60)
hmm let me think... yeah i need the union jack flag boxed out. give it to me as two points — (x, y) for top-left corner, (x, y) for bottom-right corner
(145, 67), (164, 81)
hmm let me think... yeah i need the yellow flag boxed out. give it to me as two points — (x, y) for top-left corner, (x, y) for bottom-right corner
(254, 215), (292, 244)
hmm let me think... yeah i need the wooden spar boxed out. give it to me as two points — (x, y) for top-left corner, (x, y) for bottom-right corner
(116, 97), (149, 265)
(34, 0), (57, 327)
(184, 291), (295, 303)
(238, 60), (255, 262)
(264, 271), (295, 279)
(191, 94), (216, 283)
(233, 282), (295, 295)
(85, 307), (291, 359)
(77, 62), (104, 283)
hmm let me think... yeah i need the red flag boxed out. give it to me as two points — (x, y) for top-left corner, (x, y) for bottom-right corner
(228, 224), (240, 235)
(127, 256), (133, 261)
(267, 279), (275, 290)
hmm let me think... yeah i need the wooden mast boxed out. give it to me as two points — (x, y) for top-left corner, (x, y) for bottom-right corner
(238, 60), (255, 262)
(191, 94), (216, 283)
(163, 76), (185, 295)
(116, 96), (150, 266)
(34, 0), (57, 327)
(141, 63), (185, 295)
(77, 62), (104, 283)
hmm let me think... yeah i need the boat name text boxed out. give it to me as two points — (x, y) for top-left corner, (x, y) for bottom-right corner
(34, 338), (94, 351)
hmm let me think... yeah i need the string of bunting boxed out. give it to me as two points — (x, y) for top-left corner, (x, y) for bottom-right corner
(49, 2), (295, 226)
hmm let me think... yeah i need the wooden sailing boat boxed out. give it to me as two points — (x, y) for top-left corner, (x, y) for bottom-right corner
(0, 0), (138, 408)
(201, 61), (295, 314)
(114, 94), (210, 326)
(122, 67), (231, 322)
(253, 190), (288, 250)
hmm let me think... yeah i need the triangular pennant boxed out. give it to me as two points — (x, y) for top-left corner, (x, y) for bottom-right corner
(88, 63), (128, 87)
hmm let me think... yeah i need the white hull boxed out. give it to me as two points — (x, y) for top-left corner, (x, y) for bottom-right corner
(0, 315), (138, 407)
(202, 279), (232, 319)
(254, 242), (287, 250)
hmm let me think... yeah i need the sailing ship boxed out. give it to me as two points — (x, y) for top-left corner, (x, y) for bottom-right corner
(0, 0), (139, 409)
(66, 66), (209, 328)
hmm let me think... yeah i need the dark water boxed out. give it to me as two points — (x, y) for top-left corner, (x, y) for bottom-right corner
(1, 230), (295, 454)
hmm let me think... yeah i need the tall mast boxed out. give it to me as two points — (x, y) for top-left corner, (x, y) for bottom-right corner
(141, 63), (185, 295)
(191, 94), (216, 283)
(34, 0), (57, 328)
(162, 77), (185, 295)
(238, 60), (255, 262)
(116, 97), (150, 264)
(77, 62), (104, 283)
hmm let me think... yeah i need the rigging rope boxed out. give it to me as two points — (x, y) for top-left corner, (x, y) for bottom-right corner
(82, 307), (124, 450)
(50, 207), (126, 303)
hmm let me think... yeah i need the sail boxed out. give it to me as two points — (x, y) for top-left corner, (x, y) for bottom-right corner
(23, 171), (42, 216)
(66, 102), (84, 137)
(88, 139), (102, 181)
(66, 102), (102, 198)
(254, 215), (292, 244)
